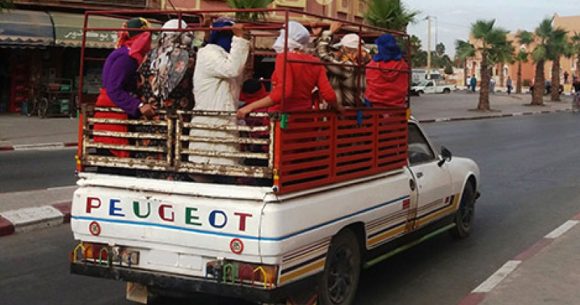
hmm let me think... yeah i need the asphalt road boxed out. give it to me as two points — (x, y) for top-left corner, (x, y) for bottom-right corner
(2, 113), (580, 305)
(0, 149), (76, 193)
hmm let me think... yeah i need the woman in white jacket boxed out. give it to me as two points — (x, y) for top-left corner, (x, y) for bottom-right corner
(189, 19), (250, 167)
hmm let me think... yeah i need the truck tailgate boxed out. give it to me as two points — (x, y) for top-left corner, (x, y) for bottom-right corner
(71, 182), (267, 262)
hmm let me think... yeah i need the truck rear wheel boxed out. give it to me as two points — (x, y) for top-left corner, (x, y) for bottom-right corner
(318, 229), (361, 305)
(450, 183), (476, 239)
(443, 88), (451, 94)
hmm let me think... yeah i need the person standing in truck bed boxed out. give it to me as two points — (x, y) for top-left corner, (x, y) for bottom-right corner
(93, 17), (155, 159)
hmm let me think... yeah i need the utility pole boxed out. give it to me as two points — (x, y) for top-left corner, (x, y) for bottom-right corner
(426, 16), (432, 79)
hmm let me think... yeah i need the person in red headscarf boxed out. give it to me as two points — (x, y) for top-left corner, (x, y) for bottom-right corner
(93, 17), (154, 158)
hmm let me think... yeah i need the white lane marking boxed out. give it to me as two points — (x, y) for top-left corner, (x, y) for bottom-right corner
(472, 260), (521, 293)
(545, 220), (579, 239)
(46, 185), (77, 192)
(13, 143), (65, 150)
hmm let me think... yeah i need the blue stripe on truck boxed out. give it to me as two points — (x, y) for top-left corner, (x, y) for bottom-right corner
(71, 195), (409, 242)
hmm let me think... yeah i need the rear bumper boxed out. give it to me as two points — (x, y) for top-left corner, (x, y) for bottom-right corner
(70, 262), (315, 303)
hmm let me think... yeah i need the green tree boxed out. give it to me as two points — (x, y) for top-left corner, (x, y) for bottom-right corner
(572, 32), (580, 80)
(226, 0), (273, 22)
(548, 29), (570, 102)
(364, 0), (419, 32)
(409, 35), (427, 67)
(455, 39), (476, 87)
(0, 0), (13, 11)
(467, 19), (512, 111)
(435, 42), (445, 57)
(515, 30), (533, 94)
(531, 18), (567, 105)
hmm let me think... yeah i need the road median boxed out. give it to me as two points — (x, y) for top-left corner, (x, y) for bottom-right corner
(0, 186), (75, 237)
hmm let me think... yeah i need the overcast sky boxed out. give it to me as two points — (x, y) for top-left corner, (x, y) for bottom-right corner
(404, 0), (579, 56)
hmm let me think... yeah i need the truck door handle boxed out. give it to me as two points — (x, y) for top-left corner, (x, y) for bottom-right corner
(409, 179), (416, 191)
(416, 172), (423, 179)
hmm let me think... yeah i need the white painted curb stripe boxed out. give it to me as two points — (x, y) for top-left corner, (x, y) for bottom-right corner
(545, 220), (579, 239)
(472, 260), (521, 293)
(0, 206), (64, 230)
(12, 143), (66, 151)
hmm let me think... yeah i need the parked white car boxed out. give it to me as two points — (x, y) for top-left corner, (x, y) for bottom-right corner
(412, 80), (456, 95)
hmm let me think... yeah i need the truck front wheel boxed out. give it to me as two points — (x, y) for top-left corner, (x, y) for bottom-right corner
(450, 183), (476, 239)
(318, 229), (361, 305)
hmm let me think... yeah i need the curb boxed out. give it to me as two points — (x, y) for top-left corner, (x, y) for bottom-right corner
(0, 142), (77, 152)
(418, 109), (570, 124)
(458, 214), (580, 305)
(0, 202), (72, 237)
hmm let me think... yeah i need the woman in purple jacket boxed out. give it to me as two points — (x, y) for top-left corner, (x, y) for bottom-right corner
(93, 17), (154, 158)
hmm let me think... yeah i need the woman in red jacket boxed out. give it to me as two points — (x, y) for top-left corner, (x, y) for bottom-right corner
(236, 21), (338, 118)
(365, 34), (409, 108)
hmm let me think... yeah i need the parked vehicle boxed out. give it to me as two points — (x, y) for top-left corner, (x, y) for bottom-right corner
(69, 10), (479, 305)
(411, 80), (456, 95)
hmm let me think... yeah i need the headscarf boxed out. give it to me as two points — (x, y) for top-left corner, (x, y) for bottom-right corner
(116, 17), (152, 65)
(208, 18), (234, 52)
(272, 21), (310, 54)
(147, 19), (195, 100)
(373, 34), (403, 62)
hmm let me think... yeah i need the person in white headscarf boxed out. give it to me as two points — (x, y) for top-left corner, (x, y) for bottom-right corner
(188, 18), (250, 168)
(237, 21), (337, 118)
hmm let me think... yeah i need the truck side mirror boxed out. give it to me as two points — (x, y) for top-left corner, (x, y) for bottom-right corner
(438, 146), (452, 167)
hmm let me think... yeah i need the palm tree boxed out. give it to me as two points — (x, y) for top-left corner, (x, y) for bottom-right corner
(364, 0), (419, 32)
(455, 40), (475, 86)
(465, 19), (512, 111)
(226, 0), (273, 22)
(530, 18), (567, 105)
(515, 31), (533, 94)
(548, 29), (569, 102)
(572, 33), (580, 79)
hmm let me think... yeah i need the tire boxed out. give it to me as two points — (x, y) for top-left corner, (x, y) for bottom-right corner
(418, 90), (424, 95)
(450, 182), (476, 239)
(443, 88), (451, 94)
(318, 229), (361, 305)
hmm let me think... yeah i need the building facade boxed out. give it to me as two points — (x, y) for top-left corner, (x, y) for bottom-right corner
(0, 0), (367, 113)
(464, 14), (580, 92)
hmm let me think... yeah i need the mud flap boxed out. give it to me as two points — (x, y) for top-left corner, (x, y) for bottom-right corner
(126, 282), (148, 304)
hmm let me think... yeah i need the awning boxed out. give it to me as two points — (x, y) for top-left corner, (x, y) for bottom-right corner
(49, 12), (126, 48)
(0, 9), (54, 48)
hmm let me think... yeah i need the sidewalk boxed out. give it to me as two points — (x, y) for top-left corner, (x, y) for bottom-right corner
(412, 92), (572, 122)
(0, 114), (78, 150)
(460, 214), (580, 305)
(0, 93), (572, 150)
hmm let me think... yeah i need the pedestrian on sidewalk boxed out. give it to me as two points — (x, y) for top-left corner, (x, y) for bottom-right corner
(506, 76), (513, 95)
(470, 75), (477, 93)
(564, 71), (569, 84)
(490, 78), (496, 94)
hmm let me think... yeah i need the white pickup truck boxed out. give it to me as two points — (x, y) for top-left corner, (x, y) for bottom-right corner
(411, 80), (457, 95)
(70, 117), (480, 305)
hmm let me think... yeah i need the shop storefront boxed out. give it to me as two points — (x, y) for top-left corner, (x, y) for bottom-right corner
(0, 9), (122, 114)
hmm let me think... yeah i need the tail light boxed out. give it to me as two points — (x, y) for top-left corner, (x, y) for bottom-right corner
(206, 260), (278, 288)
